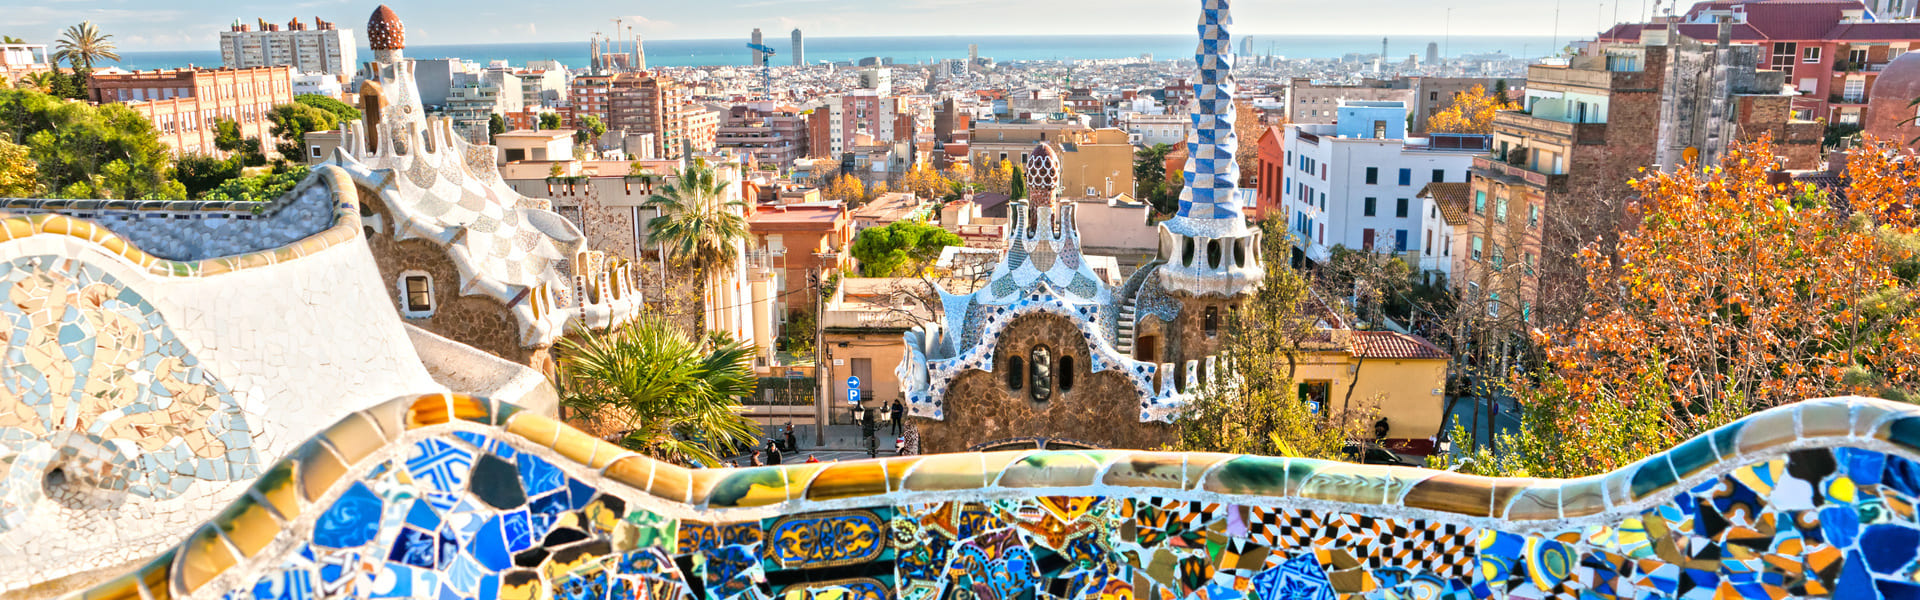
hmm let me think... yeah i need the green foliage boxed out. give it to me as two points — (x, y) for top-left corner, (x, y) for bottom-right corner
(52, 22), (118, 71)
(488, 114), (506, 142)
(294, 94), (362, 122)
(782, 310), (817, 356)
(198, 165), (309, 202)
(174, 154), (242, 198)
(0, 139), (42, 197)
(1174, 219), (1375, 458)
(556, 314), (763, 466)
(211, 119), (266, 167)
(539, 112), (563, 130)
(850, 220), (962, 277)
(1010, 164), (1026, 200)
(1134, 143), (1178, 215)
(1824, 122), (1863, 149)
(0, 87), (177, 199)
(644, 162), (748, 277)
(267, 103), (337, 159)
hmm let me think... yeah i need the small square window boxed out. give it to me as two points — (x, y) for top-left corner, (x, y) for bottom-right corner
(400, 272), (435, 317)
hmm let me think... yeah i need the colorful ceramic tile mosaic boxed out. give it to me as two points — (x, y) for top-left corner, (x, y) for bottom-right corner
(70, 394), (1920, 600)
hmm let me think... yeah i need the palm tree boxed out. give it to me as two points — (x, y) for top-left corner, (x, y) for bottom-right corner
(556, 315), (762, 466)
(14, 72), (58, 93)
(52, 22), (119, 73)
(644, 162), (748, 277)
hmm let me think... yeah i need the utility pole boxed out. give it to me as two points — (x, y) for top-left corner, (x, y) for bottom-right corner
(812, 267), (827, 446)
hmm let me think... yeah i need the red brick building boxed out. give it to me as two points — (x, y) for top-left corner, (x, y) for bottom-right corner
(1253, 125), (1285, 220)
(1598, 0), (1920, 124)
(88, 66), (294, 157)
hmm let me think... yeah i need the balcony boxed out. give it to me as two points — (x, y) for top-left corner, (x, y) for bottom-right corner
(1472, 155), (1567, 191)
(1493, 111), (1606, 144)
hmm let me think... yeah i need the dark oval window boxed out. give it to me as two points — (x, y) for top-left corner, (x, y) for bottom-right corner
(1029, 346), (1053, 402)
(1008, 356), (1024, 390)
(1059, 356), (1075, 392)
(1207, 239), (1223, 269)
(1234, 238), (1248, 267)
(1182, 237), (1195, 266)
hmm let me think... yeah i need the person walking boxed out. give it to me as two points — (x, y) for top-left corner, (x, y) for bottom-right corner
(750, 451), (764, 467)
(766, 441), (783, 465)
(805, 454), (820, 464)
(889, 400), (904, 435)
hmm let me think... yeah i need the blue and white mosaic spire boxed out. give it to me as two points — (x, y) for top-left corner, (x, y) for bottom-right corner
(1171, 0), (1244, 230)
(1155, 0), (1263, 297)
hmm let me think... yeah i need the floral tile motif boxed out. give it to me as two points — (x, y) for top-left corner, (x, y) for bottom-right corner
(0, 255), (260, 535)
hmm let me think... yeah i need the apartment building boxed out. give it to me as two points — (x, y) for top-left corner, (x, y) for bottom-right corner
(718, 102), (810, 166)
(970, 120), (1136, 198)
(88, 66), (295, 157)
(0, 43), (51, 83)
(219, 17), (356, 79)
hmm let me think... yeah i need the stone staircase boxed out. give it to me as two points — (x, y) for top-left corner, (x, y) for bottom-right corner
(1115, 297), (1138, 354)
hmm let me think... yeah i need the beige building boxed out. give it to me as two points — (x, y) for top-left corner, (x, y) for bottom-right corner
(88, 66), (295, 157)
(971, 122), (1135, 198)
(1290, 328), (1451, 456)
(0, 43), (51, 84)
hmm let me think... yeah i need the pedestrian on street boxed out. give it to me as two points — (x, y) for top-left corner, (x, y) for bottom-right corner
(805, 454), (820, 464)
(890, 400), (904, 435)
(767, 441), (783, 465)
(750, 451), (764, 467)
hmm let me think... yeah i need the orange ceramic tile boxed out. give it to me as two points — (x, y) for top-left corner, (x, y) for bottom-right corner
(550, 427), (616, 469)
(601, 454), (656, 489)
(699, 466), (794, 508)
(406, 394), (455, 428)
(172, 525), (238, 594)
(250, 462), (302, 521)
(806, 461), (890, 500)
(139, 550), (175, 600)
(448, 394), (495, 423)
(649, 463), (694, 503)
(75, 569), (143, 600)
(211, 494), (283, 558)
(504, 411), (565, 447)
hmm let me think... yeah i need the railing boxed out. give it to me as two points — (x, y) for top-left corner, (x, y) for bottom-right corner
(1472, 155), (1565, 190)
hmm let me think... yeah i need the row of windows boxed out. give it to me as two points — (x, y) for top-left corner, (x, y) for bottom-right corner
(1467, 236), (1536, 274)
(1365, 167), (1452, 185)
(1360, 197), (1412, 218)
(1471, 191), (1542, 227)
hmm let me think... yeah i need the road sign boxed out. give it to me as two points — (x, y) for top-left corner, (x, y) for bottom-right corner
(847, 388), (860, 404)
(846, 376), (860, 389)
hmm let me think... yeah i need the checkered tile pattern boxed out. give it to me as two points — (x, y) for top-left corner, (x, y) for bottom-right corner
(1242, 508), (1477, 581)
(1177, 0), (1242, 221)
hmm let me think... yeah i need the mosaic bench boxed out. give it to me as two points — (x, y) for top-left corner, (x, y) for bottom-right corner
(69, 394), (1920, 600)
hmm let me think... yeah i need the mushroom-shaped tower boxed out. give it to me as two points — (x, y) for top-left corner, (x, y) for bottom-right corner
(367, 5), (406, 62)
(1155, 0), (1263, 297)
(1025, 142), (1061, 206)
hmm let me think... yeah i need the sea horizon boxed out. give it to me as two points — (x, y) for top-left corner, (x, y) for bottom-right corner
(110, 33), (1567, 72)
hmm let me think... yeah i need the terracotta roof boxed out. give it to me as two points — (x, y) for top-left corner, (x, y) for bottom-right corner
(1822, 21), (1920, 40)
(1743, 0), (1860, 40)
(1349, 330), (1449, 360)
(1418, 182), (1471, 226)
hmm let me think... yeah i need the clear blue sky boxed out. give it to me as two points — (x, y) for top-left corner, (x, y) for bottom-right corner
(4, 0), (1647, 52)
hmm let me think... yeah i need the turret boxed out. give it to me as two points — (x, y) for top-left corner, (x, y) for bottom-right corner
(367, 5), (405, 64)
(1156, 0), (1263, 297)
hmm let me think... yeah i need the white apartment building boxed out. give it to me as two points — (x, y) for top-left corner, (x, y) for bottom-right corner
(1122, 113), (1189, 147)
(220, 18), (356, 79)
(1279, 101), (1488, 270)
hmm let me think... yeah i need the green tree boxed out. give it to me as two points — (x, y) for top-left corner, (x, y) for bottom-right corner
(51, 22), (118, 72)
(294, 94), (362, 122)
(0, 138), (43, 197)
(488, 114), (506, 143)
(266, 102), (338, 159)
(850, 220), (963, 277)
(539, 112), (563, 130)
(211, 118), (266, 166)
(1174, 218), (1376, 458)
(0, 88), (177, 199)
(1134, 143), (1178, 215)
(198, 165), (310, 202)
(1010, 162), (1026, 200)
(174, 154), (241, 198)
(556, 314), (762, 466)
(576, 114), (607, 149)
(645, 162), (749, 277)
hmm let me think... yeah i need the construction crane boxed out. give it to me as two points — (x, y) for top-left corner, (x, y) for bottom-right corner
(747, 41), (778, 101)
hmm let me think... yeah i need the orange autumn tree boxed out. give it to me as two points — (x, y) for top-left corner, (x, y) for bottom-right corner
(1426, 85), (1520, 135)
(1483, 137), (1920, 478)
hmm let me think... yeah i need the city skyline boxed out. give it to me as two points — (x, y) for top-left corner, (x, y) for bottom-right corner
(5, 0), (1638, 53)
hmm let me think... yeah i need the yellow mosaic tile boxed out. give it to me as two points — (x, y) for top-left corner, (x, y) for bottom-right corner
(1099, 451), (1188, 489)
(998, 451), (1101, 488)
(211, 493), (283, 558)
(806, 460), (892, 501)
(601, 455), (656, 489)
(1799, 400), (1851, 438)
(1735, 408), (1799, 455)
(902, 452), (992, 491)
(320, 412), (390, 465)
(295, 440), (350, 504)
(173, 525), (238, 594)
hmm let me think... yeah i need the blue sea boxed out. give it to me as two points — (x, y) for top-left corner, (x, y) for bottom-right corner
(113, 34), (1562, 71)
